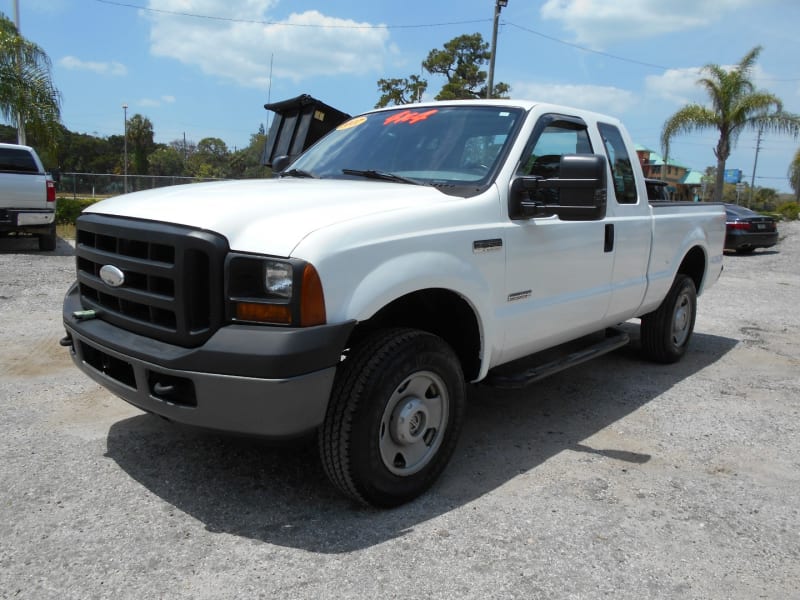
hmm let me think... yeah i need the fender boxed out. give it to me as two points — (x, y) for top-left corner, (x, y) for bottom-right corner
(640, 222), (711, 314)
(337, 250), (500, 381)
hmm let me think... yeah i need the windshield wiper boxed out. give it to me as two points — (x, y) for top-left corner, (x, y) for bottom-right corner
(281, 168), (317, 179)
(342, 169), (422, 186)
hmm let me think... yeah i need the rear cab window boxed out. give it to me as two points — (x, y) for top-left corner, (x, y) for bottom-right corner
(0, 148), (40, 174)
(597, 123), (638, 204)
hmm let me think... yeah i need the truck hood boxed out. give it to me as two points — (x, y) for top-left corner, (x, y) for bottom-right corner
(85, 178), (450, 256)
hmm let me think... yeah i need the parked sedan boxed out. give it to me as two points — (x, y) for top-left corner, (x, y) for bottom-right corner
(724, 204), (779, 253)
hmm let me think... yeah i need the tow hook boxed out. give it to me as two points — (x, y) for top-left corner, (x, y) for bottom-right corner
(59, 334), (74, 348)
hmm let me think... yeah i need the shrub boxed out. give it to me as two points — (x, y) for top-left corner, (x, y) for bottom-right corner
(55, 197), (99, 225)
(775, 201), (799, 221)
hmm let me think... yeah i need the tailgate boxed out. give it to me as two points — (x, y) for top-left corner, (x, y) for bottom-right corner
(0, 172), (48, 210)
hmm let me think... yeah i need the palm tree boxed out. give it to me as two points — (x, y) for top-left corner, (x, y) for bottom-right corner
(0, 13), (61, 147)
(789, 147), (800, 203)
(661, 46), (800, 203)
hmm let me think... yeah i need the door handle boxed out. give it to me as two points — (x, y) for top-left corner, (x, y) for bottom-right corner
(604, 224), (614, 253)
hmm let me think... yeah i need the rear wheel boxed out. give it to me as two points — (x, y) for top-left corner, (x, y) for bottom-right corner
(640, 274), (697, 364)
(38, 224), (57, 251)
(319, 328), (466, 507)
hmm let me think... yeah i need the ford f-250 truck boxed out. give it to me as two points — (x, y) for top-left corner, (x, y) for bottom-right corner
(0, 143), (58, 251)
(62, 100), (725, 507)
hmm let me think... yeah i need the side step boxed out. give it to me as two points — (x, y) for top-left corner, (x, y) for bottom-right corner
(485, 328), (630, 389)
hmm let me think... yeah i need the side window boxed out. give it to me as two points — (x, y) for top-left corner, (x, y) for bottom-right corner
(598, 122), (637, 204)
(519, 118), (593, 178)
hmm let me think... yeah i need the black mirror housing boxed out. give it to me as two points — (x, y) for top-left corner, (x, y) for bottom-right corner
(272, 155), (291, 174)
(510, 154), (607, 221)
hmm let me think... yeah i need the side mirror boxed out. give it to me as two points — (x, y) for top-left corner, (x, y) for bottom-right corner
(509, 154), (607, 221)
(271, 155), (292, 174)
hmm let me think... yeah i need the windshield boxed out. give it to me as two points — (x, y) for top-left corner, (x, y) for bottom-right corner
(288, 105), (524, 195)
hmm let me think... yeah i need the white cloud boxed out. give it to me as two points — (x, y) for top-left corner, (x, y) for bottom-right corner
(540, 0), (758, 47)
(145, 1), (391, 88)
(511, 81), (637, 114)
(646, 64), (770, 106)
(137, 95), (177, 108)
(645, 67), (705, 106)
(59, 56), (127, 76)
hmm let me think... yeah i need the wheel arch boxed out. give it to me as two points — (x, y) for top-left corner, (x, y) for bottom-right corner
(348, 288), (483, 382)
(677, 245), (707, 294)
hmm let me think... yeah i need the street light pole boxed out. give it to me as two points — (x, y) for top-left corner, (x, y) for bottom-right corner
(486, 0), (508, 99)
(122, 103), (128, 194)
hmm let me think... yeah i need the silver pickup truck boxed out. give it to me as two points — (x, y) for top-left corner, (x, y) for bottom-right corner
(0, 143), (58, 251)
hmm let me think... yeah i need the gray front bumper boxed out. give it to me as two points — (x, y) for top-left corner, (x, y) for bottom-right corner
(63, 285), (354, 439)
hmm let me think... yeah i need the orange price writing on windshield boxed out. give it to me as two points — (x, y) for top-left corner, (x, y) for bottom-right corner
(383, 109), (438, 126)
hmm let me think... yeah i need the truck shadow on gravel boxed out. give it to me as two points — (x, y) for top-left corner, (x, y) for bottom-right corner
(105, 327), (737, 553)
(0, 235), (74, 257)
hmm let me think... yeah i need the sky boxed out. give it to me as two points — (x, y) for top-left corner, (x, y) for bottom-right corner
(7, 0), (800, 192)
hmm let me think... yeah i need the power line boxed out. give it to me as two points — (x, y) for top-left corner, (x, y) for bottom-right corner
(504, 22), (669, 70)
(94, 0), (800, 83)
(94, 0), (491, 29)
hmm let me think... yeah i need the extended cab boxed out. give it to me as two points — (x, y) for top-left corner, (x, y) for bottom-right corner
(0, 143), (58, 250)
(62, 100), (725, 506)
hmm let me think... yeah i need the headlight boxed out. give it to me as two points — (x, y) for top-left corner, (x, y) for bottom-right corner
(264, 261), (293, 299)
(226, 255), (326, 327)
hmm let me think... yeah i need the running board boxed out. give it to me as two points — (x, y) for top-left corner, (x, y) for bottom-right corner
(486, 328), (630, 390)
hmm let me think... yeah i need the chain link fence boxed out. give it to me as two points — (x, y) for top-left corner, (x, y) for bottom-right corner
(58, 172), (227, 199)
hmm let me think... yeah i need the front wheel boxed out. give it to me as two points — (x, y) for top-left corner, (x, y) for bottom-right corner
(319, 328), (466, 507)
(640, 274), (697, 364)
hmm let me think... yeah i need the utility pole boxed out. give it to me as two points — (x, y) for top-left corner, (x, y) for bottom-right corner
(13, 0), (26, 145)
(748, 127), (763, 208)
(123, 104), (128, 194)
(486, 0), (508, 99)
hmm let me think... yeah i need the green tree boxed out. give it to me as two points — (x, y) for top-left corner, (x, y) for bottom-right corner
(789, 147), (800, 202)
(661, 46), (800, 203)
(230, 125), (270, 178)
(375, 75), (428, 108)
(422, 33), (510, 100)
(126, 113), (155, 175)
(753, 186), (778, 210)
(0, 13), (61, 147)
(148, 146), (185, 177)
(187, 136), (230, 178)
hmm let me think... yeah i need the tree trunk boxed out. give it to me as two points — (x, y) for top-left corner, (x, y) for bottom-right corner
(714, 156), (727, 203)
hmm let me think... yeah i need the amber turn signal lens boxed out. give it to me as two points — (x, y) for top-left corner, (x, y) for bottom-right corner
(300, 264), (326, 326)
(235, 302), (292, 325)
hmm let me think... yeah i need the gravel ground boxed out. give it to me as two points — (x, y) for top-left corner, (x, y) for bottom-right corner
(1, 223), (798, 600)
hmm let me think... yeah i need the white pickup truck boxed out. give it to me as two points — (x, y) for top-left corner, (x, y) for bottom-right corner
(62, 100), (725, 507)
(0, 143), (58, 250)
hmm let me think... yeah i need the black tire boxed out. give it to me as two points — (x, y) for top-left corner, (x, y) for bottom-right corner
(38, 224), (57, 251)
(640, 274), (697, 364)
(735, 246), (755, 255)
(319, 328), (466, 508)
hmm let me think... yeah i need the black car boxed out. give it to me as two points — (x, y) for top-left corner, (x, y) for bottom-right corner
(724, 203), (778, 253)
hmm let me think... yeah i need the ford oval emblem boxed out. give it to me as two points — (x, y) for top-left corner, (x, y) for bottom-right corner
(99, 265), (125, 288)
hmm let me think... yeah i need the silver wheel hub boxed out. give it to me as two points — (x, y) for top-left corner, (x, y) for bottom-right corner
(392, 398), (429, 445)
(379, 371), (448, 476)
(672, 290), (691, 346)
